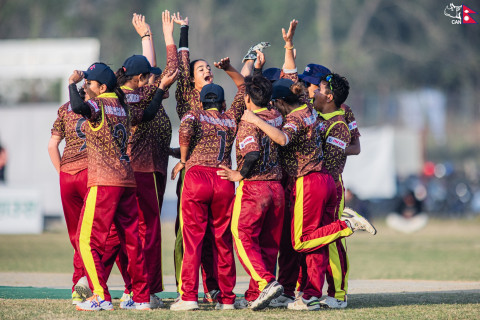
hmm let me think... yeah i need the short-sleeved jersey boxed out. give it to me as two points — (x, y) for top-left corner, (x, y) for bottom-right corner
(236, 107), (283, 181)
(318, 110), (350, 184)
(179, 86), (246, 172)
(51, 102), (88, 175)
(126, 44), (178, 175)
(341, 104), (361, 142)
(280, 104), (324, 178)
(83, 93), (135, 188)
(175, 49), (202, 119)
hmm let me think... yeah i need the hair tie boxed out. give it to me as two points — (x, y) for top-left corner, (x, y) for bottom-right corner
(123, 67), (127, 72)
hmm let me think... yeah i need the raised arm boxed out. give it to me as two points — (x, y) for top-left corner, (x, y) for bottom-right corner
(132, 13), (157, 67)
(282, 19), (298, 71)
(156, 10), (179, 86)
(214, 57), (244, 88)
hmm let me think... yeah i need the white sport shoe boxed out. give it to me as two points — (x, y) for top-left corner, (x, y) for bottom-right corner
(150, 294), (164, 309)
(287, 296), (320, 311)
(250, 281), (284, 311)
(120, 298), (151, 310)
(342, 207), (377, 235)
(170, 299), (199, 311)
(319, 296), (347, 309)
(76, 294), (113, 311)
(269, 293), (295, 308)
(74, 276), (93, 300)
(215, 302), (235, 310)
(203, 289), (220, 303)
(242, 42), (271, 63)
(234, 298), (251, 309)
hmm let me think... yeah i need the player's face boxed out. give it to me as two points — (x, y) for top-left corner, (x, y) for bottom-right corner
(192, 60), (213, 89)
(313, 81), (332, 112)
(307, 83), (319, 99)
(83, 80), (104, 99)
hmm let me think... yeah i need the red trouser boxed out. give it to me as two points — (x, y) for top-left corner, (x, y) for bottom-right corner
(277, 175), (300, 297)
(102, 224), (131, 294)
(231, 180), (284, 301)
(76, 186), (149, 302)
(174, 169), (219, 295)
(60, 169), (88, 292)
(179, 166), (236, 304)
(291, 171), (352, 299)
(325, 176), (349, 301)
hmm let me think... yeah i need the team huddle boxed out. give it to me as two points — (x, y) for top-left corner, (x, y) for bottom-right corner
(47, 10), (376, 312)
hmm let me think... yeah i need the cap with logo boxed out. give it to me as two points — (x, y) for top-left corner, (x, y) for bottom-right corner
(298, 64), (331, 86)
(271, 78), (295, 100)
(83, 63), (117, 91)
(122, 55), (162, 76)
(200, 83), (225, 103)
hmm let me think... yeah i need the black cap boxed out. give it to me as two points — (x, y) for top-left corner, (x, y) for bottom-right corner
(263, 68), (281, 82)
(123, 55), (160, 76)
(83, 63), (117, 91)
(271, 78), (294, 100)
(298, 64), (331, 86)
(200, 84), (225, 103)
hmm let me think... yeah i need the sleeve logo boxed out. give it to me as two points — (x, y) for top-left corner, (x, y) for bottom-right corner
(87, 100), (99, 112)
(181, 114), (195, 123)
(239, 136), (255, 149)
(327, 136), (347, 149)
(348, 121), (357, 131)
(284, 123), (298, 132)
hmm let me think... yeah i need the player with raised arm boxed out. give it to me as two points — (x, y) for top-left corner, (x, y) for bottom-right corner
(68, 63), (150, 311)
(217, 61), (285, 311)
(169, 57), (245, 311)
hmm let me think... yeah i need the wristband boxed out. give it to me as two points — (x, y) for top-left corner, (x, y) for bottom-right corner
(179, 160), (186, 165)
(284, 44), (294, 50)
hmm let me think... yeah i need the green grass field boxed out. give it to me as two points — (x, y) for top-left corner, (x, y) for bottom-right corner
(1, 218), (480, 319)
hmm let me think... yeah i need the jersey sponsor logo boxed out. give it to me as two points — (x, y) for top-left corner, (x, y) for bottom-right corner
(104, 105), (127, 117)
(239, 136), (255, 149)
(199, 114), (236, 127)
(327, 136), (347, 149)
(181, 114), (195, 123)
(266, 115), (283, 127)
(303, 111), (317, 125)
(284, 122), (298, 132)
(88, 100), (100, 112)
(348, 121), (357, 131)
(126, 94), (140, 103)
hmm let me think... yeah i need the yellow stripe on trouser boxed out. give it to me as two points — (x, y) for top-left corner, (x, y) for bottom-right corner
(293, 176), (352, 251)
(78, 186), (105, 300)
(231, 181), (269, 292)
(153, 172), (164, 291)
(329, 175), (348, 300)
(175, 169), (186, 294)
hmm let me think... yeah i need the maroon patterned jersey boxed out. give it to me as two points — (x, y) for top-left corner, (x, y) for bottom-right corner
(126, 44), (178, 175)
(175, 49), (202, 119)
(179, 86), (246, 172)
(51, 102), (88, 175)
(83, 93), (135, 188)
(280, 104), (323, 178)
(236, 107), (283, 181)
(341, 104), (361, 142)
(318, 110), (350, 184)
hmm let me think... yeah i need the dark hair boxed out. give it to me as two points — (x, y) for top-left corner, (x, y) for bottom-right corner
(115, 67), (149, 86)
(322, 73), (350, 108)
(283, 82), (305, 105)
(202, 92), (223, 111)
(245, 76), (272, 107)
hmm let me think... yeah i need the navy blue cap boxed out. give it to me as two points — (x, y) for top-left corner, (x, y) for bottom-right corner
(271, 78), (294, 100)
(298, 64), (331, 86)
(263, 68), (281, 82)
(123, 55), (159, 76)
(150, 67), (162, 75)
(83, 63), (117, 91)
(200, 83), (225, 103)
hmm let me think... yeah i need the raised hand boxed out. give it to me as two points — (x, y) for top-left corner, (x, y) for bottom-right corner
(159, 69), (179, 90)
(173, 12), (189, 26)
(254, 50), (266, 69)
(162, 10), (174, 36)
(214, 57), (231, 70)
(132, 13), (151, 37)
(69, 70), (84, 85)
(282, 19), (298, 44)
